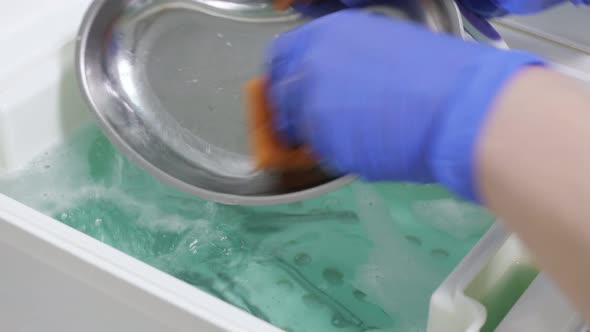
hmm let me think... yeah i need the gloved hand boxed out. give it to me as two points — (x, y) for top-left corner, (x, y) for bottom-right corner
(266, 10), (543, 202)
(459, 0), (590, 18)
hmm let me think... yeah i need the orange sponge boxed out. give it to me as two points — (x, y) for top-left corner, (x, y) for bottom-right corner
(272, 0), (296, 10)
(244, 77), (316, 171)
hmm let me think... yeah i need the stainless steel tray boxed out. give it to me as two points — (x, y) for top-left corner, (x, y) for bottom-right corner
(76, 0), (462, 205)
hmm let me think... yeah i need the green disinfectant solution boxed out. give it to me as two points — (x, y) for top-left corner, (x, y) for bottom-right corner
(0, 124), (494, 332)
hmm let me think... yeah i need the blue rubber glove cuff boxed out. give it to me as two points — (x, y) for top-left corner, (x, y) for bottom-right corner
(432, 51), (545, 202)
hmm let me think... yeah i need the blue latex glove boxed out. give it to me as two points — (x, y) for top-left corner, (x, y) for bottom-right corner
(459, 0), (590, 18)
(266, 10), (543, 202)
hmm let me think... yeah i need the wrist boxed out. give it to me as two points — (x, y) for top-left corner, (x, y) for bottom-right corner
(430, 50), (544, 202)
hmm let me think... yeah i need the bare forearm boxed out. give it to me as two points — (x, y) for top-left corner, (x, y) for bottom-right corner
(477, 67), (590, 320)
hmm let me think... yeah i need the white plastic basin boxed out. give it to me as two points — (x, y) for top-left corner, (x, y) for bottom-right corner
(1, 2), (589, 332)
